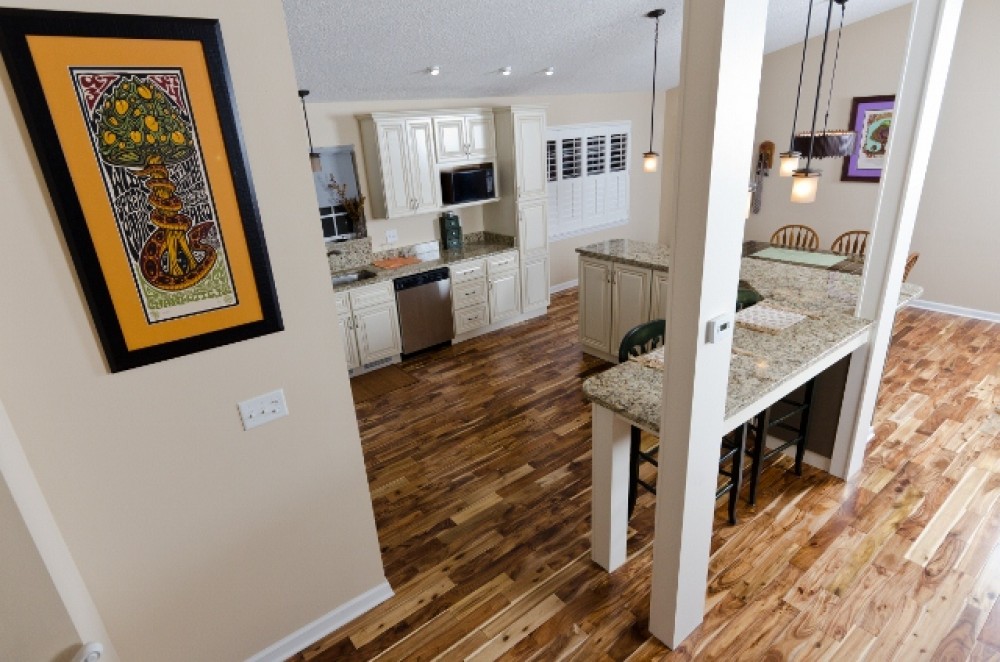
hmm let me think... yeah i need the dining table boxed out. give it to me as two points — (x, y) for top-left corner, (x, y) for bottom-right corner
(581, 241), (923, 571)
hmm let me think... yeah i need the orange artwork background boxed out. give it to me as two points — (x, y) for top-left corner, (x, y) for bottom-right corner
(26, 35), (263, 350)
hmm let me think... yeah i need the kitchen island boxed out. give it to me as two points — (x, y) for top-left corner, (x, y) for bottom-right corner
(581, 243), (922, 571)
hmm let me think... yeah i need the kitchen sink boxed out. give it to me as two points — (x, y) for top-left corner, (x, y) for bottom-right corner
(331, 269), (379, 287)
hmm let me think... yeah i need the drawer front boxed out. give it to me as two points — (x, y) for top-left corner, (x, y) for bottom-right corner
(452, 279), (487, 310)
(451, 259), (486, 284)
(487, 251), (519, 274)
(334, 292), (351, 316)
(454, 302), (489, 335)
(350, 280), (395, 310)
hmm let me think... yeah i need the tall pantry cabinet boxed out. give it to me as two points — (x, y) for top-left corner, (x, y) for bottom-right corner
(484, 106), (550, 315)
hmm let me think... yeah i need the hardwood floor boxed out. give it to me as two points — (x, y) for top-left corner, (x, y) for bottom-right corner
(292, 292), (1000, 661)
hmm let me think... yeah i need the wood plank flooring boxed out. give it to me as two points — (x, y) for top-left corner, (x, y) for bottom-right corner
(291, 292), (1000, 661)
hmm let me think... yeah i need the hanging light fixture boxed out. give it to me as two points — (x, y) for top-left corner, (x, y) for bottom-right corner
(790, 0), (856, 203)
(298, 89), (322, 173)
(643, 8), (665, 174)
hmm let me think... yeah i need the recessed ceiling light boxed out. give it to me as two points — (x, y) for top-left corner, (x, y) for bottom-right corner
(500, 66), (512, 76)
(544, 67), (555, 76)
(427, 65), (440, 76)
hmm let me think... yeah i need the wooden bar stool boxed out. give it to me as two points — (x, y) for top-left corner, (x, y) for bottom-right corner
(745, 379), (816, 506)
(619, 320), (747, 524)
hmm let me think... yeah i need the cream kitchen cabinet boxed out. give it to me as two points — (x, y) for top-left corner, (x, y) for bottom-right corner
(578, 256), (661, 362)
(512, 109), (548, 200)
(650, 269), (670, 321)
(433, 112), (496, 163)
(358, 114), (439, 219)
(335, 281), (402, 374)
(521, 254), (550, 312)
(487, 251), (521, 323)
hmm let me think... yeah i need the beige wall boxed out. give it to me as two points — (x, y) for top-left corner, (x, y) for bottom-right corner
(0, 469), (79, 662)
(750, 1), (1000, 316)
(910, 0), (1000, 314)
(0, 1), (385, 660)
(309, 91), (665, 287)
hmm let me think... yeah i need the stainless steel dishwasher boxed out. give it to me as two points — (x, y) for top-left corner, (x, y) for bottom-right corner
(393, 267), (454, 356)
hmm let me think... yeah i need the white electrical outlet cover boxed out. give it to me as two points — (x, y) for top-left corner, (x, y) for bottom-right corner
(385, 229), (398, 243)
(238, 389), (289, 430)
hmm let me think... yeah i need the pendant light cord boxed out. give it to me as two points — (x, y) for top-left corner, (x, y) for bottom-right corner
(648, 12), (660, 154)
(804, 0), (836, 172)
(299, 94), (316, 153)
(822, 2), (847, 134)
(789, 0), (815, 153)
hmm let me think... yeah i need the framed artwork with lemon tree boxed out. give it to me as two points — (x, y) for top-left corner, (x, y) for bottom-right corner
(0, 9), (282, 371)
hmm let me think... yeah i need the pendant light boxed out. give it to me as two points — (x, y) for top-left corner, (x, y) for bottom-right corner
(643, 9), (665, 174)
(298, 89), (322, 173)
(790, 0), (856, 203)
(778, 0), (814, 178)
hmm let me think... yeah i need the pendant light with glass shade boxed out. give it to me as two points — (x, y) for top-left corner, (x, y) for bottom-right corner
(643, 9), (665, 174)
(787, 0), (856, 203)
(298, 89), (322, 173)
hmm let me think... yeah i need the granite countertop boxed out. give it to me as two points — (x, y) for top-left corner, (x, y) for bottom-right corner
(330, 242), (517, 293)
(576, 239), (671, 271)
(582, 256), (924, 433)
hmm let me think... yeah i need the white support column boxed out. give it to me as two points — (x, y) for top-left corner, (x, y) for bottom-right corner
(829, 0), (964, 479)
(648, 0), (768, 648)
(589, 404), (632, 571)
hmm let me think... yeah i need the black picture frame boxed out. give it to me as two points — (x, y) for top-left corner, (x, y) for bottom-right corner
(0, 8), (282, 372)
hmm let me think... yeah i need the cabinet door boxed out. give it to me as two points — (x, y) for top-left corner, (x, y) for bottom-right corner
(513, 111), (547, 200)
(579, 257), (612, 354)
(377, 120), (415, 218)
(489, 271), (521, 323)
(466, 114), (496, 159)
(518, 198), (548, 257)
(522, 254), (549, 313)
(406, 119), (440, 213)
(611, 264), (652, 353)
(355, 302), (402, 365)
(433, 116), (468, 162)
(338, 313), (361, 371)
(650, 270), (670, 321)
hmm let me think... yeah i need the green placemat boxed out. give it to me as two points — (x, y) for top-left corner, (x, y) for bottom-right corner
(751, 246), (846, 267)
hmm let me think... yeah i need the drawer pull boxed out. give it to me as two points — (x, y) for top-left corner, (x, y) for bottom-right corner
(455, 268), (477, 275)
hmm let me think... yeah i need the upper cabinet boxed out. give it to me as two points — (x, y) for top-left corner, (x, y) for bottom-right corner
(359, 115), (440, 219)
(512, 110), (547, 200)
(358, 109), (498, 220)
(433, 112), (496, 163)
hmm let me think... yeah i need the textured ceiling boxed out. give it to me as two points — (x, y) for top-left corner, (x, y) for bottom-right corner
(282, 0), (912, 103)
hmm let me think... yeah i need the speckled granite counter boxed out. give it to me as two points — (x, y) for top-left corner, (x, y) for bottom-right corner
(576, 239), (671, 271)
(329, 241), (516, 293)
(582, 256), (923, 433)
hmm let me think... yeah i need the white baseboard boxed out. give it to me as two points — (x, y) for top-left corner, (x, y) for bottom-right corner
(908, 299), (1000, 323)
(764, 435), (831, 473)
(550, 279), (578, 294)
(246, 580), (393, 662)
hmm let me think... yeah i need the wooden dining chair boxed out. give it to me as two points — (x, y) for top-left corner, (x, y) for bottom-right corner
(830, 230), (870, 257)
(770, 224), (820, 251)
(619, 320), (747, 524)
(903, 252), (920, 281)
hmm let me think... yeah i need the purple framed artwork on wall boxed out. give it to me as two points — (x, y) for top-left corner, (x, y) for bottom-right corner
(841, 95), (895, 182)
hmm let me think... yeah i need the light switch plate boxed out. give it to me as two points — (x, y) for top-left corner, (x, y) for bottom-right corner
(238, 389), (288, 430)
(385, 228), (398, 244)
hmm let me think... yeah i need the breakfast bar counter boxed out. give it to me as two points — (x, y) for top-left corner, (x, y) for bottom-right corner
(582, 249), (922, 571)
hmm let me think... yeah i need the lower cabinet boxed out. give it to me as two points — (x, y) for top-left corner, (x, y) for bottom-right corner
(335, 281), (401, 372)
(579, 256), (666, 362)
(521, 254), (550, 313)
(452, 251), (522, 338)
